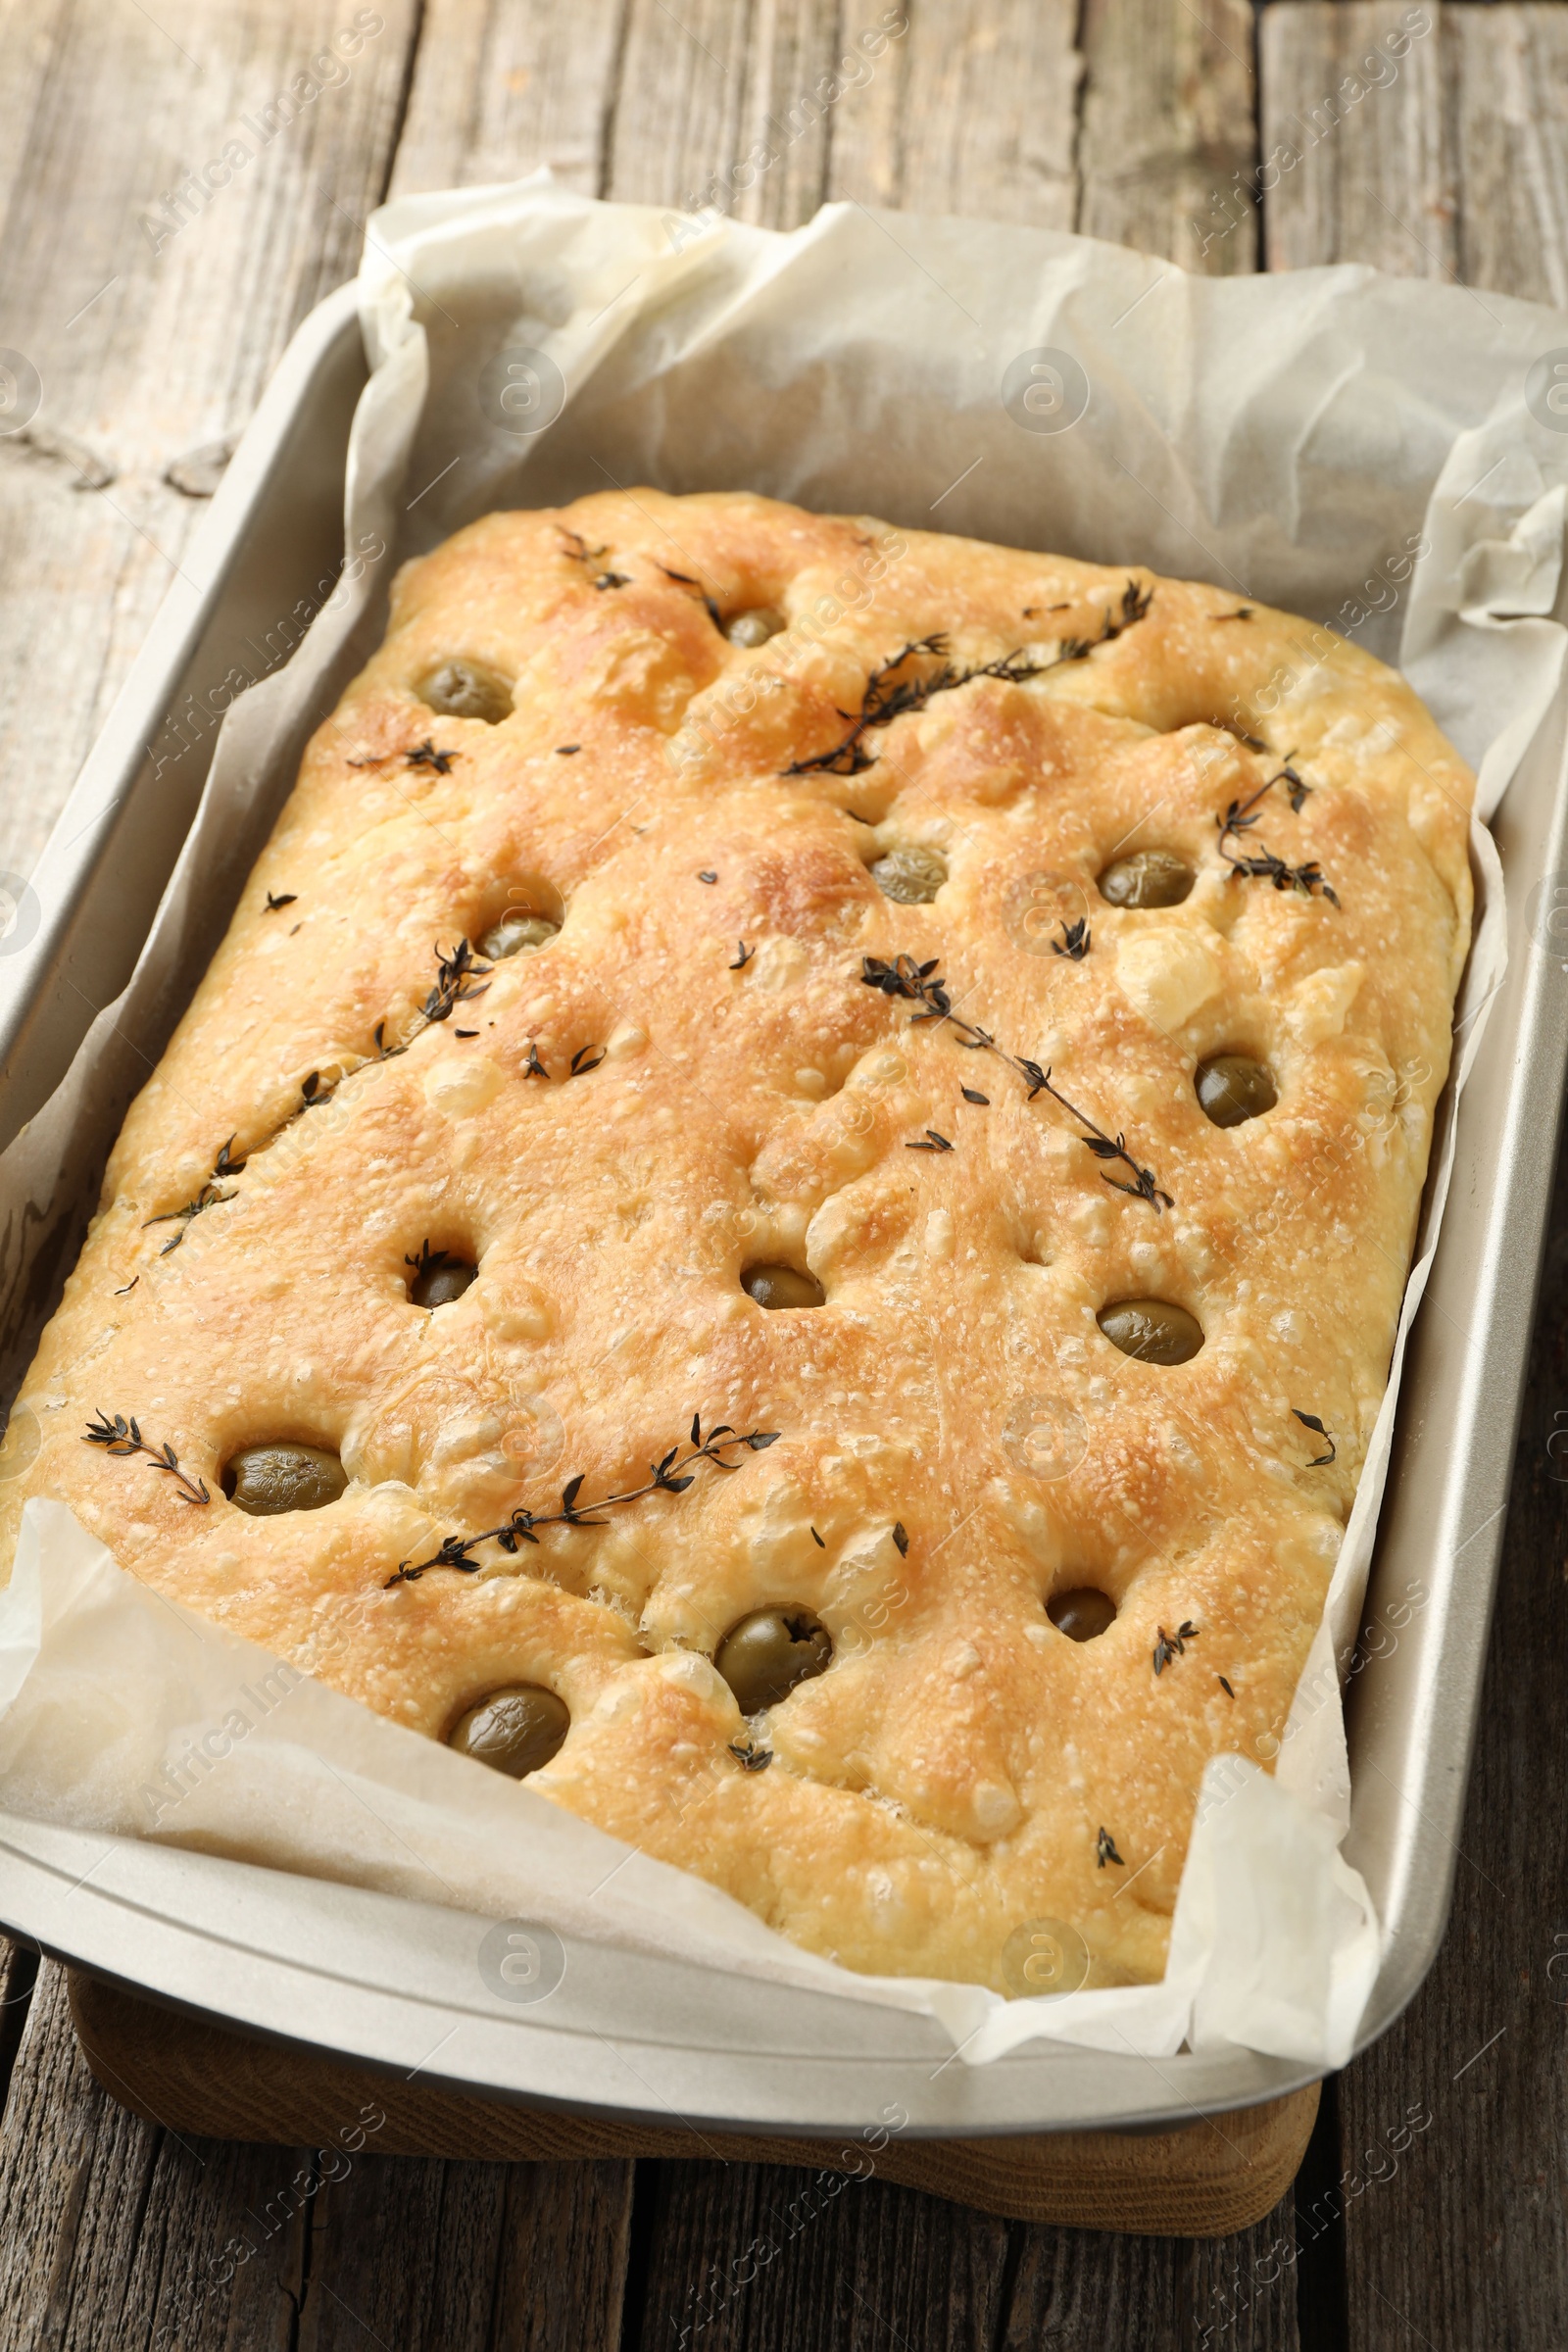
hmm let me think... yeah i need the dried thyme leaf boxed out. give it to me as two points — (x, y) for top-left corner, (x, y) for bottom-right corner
(859, 955), (1172, 1209)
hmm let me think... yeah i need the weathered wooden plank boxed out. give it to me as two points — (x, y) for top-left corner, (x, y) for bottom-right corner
(0, 0), (419, 888)
(1260, 0), (1454, 278)
(298, 2147), (636, 2352)
(0, 1962), (309, 2352)
(1332, 1140), (1568, 2352)
(0, 1936), (38, 2115)
(1448, 2), (1568, 308)
(1079, 0), (1260, 271)
(0, 1959), (636, 2352)
(603, 0), (843, 227)
(831, 1), (1079, 229)
(635, 2158), (1012, 2352)
(387, 0), (626, 200)
(634, 2154), (1307, 2350)
(1002, 2207), (1304, 2350)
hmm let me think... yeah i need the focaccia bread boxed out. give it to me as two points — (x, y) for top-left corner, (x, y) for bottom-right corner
(0, 491), (1473, 1992)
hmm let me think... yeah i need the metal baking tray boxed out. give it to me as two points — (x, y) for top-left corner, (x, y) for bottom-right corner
(0, 279), (1562, 2139)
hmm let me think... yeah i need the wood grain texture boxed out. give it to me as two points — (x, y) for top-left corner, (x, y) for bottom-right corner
(298, 2146), (636, 2352)
(635, 2158), (1014, 2352)
(0, 0), (418, 888)
(607, 0), (848, 228)
(1260, 0), (1455, 278)
(0, 1963), (636, 2352)
(1449, 3), (1568, 308)
(1080, 0), (1261, 271)
(0, 1964), (310, 2352)
(830, 1), (1080, 228)
(637, 2161), (1308, 2350)
(388, 0), (627, 200)
(1315, 1164), (1568, 2352)
(1328, 1070), (1568, 2352)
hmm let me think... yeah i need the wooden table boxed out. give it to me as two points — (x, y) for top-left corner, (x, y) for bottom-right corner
(0, 2), (1562, 2344)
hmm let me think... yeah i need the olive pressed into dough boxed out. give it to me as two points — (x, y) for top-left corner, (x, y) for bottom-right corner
(417, 658), (513, 724)
(479, 911), (558, 960)
(741, 1264), (825, 1310)
(223, 1443), (347, 1516)
(724, 606), (787, 648)
(1097, 850), (1195, 908)
(870, 845), (947, 904)
(1048, 1588), (1117, 1642)
(448, 1686), (569, 1778)
(715, 1609), (833, 1714)
(1097, 1299), (1204, 1366)
(409, 1253), (476, 1309)
(1196, 1054), (1277, 1128)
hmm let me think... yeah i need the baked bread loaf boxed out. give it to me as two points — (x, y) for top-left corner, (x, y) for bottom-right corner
(0, 492), (1474, 1992)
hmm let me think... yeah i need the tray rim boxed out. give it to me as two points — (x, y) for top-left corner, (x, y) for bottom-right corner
(1, 259), (1563, 2136)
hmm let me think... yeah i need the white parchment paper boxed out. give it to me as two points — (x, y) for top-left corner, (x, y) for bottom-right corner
(3, 180), (1566, 2070)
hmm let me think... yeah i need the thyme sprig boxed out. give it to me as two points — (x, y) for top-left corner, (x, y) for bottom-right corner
(1054, 578), (1154, 663)
(1053, 918), (1090, 961)
(142, 1137), (245, 1254)
(1292, 1408), (1337, 1467)
(384, 1414), (780, 1586)
(1097, 1827), (1125, 1869)
(1152, 1620), (1199, 1676)
(423, 938), (491, 1025)
(83, 1411), (210, 1504)
(784, 583), (1152, 778)
(729, 1736), (773, 1772)
(860, 955), (1172, 1210)
(783, 638), (1044, 777)
(346, 742), (459, 774)
(659, 564), (723, 630)
(1217, 761), (1339, 905)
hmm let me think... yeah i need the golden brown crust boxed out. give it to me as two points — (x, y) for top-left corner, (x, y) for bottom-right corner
(1, 492), (1474, 1990)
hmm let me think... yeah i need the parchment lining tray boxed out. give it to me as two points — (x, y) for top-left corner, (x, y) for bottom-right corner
(0, 265), (1564, 2136)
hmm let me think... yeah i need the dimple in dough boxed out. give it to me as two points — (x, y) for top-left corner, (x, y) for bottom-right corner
(0, 492), (1474, 1992)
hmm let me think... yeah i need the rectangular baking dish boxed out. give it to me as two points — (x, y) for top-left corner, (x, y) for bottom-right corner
(0, 278), (1561, 2139)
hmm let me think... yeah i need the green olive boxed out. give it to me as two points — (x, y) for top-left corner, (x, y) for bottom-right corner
(1196, 1054), (1277, 1128)
(1097, 850), (1195, 908)
(715, 1609), (833, 1714)
(416, 659), (513, 724)
(1047, 1587), (1117, 1642)
(742, 1264), (825, 1310)
(870, 846), (948, 905)
(725, 607), (786, 648)
(479, 911), (558, 959)
(1097, 1299), (1204, 1366)
(223, 1443), (347, 1515)
(411, 1255), (476, 1308)
(447, 1686), (569, 1779)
